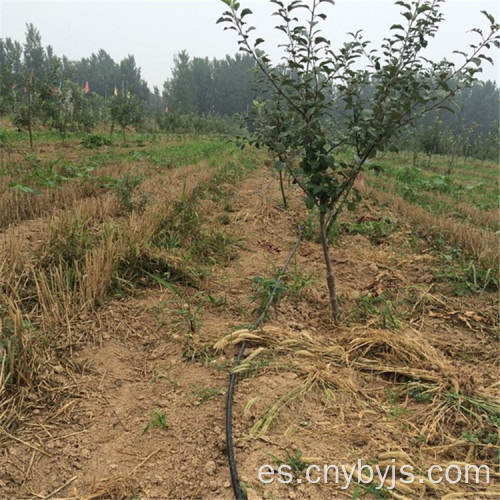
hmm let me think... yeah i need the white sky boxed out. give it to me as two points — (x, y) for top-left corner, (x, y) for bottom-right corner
(1, 0), (499, 90)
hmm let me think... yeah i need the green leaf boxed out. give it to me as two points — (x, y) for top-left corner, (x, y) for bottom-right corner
(9, 183), (41, 195)
(480, 10), (495, 25)
(145, 272), (182, 298)
(395, 1), (411, 9)
(305, 196), (316, 210)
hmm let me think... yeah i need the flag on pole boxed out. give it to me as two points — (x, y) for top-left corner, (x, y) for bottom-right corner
(84, 81), (89, 94)
(114, 86), (118, 96)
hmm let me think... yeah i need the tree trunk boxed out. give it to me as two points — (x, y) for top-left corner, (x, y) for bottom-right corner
(412, 149), (418, 166)
(28, 88), (34, 151)
(279, 169), (287, 209)
(319, 210), (340, 323)
(28, 121), (33, 151)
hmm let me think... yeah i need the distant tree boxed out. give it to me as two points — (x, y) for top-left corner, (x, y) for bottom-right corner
(212, 54), (255, 114)
(109, 93), (143, 140)
(163, 50), (197, 113)
(419, 117), (445, 168)
(0, 38), (23, 114)
(162, 51), (255, 115)
(23, 24), (45, 80)
(13, 68), (38, 149)
(191, 57), (214, 114)
(119, 54), (150, 101)
(446, 117), (477, 169)
(74, 49), (120, 98)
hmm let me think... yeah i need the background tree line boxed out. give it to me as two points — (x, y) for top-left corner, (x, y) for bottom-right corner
(0, 23), (498, 160)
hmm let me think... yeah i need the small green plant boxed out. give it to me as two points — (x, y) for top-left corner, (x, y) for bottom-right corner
(287, 259), (315, 298)
(233, 354), (274, 379)
(437, 251), (498, 296)
(385, 387), (409, 419)
(250, 267), (288, 316)
(82, 134), (112, 149)
(109, 173), (148, 213)
(444, 390), (500, 420)
(354, 294), (402, 330)
(462, 428), (499, 446)
(9, 157), (96, 194)
(407, 381), (435, 404)
(341, 217), (396, 243)
(218, 213), (231, 225)
(191, 229), (236, 264)
(188, 384), (222, 403)
(149, 272), (207, 336)
(150, 365), (179, 387)
(0, 130), (10, 152)
(268, 448), (309, 474)
(300, 211), (317, 241)
(251, 261), (313, 315)
(44, 216), (93, 265)
(352, 481), (389, 499)
(327, 221), (340, 244)
(142, 410), (169, 435)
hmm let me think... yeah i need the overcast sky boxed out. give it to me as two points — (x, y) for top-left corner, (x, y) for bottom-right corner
(1, 0), (498, 89)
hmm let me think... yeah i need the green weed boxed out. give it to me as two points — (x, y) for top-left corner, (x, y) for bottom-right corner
(385, 387), (410, 418)
(437, 251), (498, 295)
(250, 269), (288, 316)
(250, 262), (313, 315)
(341, 217), (396, 243)
(108, 173), (148, 213)
(268, 448), (309, 474)
(150, 365), (179, 387)
(82, 134), (112, 149)
(407, 381), (435, 403)
(187, 384), (222, 403)
(142, 410), (169, 435)
(149, 273), (207, 336)
(352, 481), (389, 499)
(300, 211), (317, 241)
(353, 294), (402, 330)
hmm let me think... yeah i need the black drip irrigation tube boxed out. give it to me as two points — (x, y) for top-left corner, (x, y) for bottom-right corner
(226, 228), (303, 500)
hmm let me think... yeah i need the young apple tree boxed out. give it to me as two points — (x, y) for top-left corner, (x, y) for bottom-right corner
(218, 0), (499, 322)
(108, 93), (144, 140)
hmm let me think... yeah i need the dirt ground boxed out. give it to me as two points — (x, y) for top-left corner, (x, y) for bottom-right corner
(0, 161), (498, 499)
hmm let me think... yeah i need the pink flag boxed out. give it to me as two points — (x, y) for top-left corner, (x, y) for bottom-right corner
(84, 81), (89, 94)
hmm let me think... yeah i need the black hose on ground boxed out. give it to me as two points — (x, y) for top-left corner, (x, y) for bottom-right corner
(226, 228), (303, 500)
